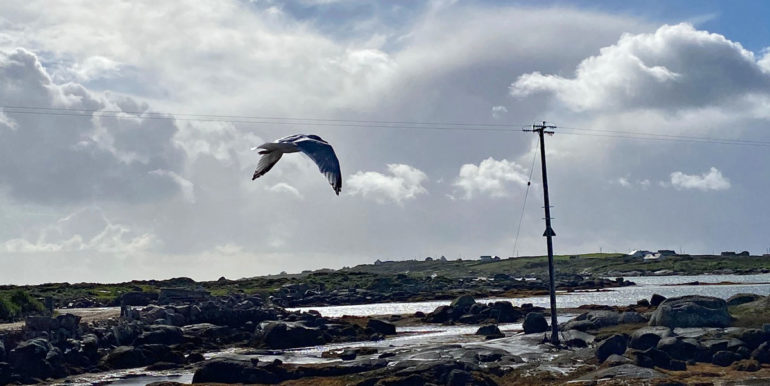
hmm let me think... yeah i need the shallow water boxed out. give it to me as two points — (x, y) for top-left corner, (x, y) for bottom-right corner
(289, 274), (770, 317)
(83, 274), (770, 384)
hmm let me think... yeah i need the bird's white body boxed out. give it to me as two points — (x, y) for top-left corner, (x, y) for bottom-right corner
(251, 134), (342, 195)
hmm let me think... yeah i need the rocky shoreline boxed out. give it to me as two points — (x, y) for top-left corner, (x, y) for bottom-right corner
(2, 288), (770, 385)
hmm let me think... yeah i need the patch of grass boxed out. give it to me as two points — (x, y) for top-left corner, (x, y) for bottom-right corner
(0, 289), (45, 321)
(730, 298), (770, 328)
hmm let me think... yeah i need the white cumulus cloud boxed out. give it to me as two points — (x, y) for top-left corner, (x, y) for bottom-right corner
(511, 23), (770, 111)
(347, 164), (428, 204)
(454, 157), (528, 199)
(670, 167), (731, 191)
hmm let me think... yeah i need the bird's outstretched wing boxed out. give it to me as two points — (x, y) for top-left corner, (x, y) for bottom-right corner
(293, 137), (342, 195)
(252, 151), (283, 180)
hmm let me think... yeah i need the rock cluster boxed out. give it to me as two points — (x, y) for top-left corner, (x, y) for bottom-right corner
(423, 296), (543, 325)
(0, 294), (389, 384)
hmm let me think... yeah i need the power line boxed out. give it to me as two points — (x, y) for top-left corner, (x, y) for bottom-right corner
(558, 131), (770, 147)
(512, 144), (538, 258)
(3, 104), (770, 147)
(0, 105), (527, 128)
(559, 126), (770, 146)
(0, 108), (523, 133)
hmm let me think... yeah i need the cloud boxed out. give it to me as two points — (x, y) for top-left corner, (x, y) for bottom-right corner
(454, 157), (528, 199)
(670, 167), (731, 191)
(267, 182), (303, 199)
(347, 164), (427, 204)
(511, 23), (770, 111)
(2, 207), (158, 254)
(491, 105), (508, 119)
(0, 48), (186, 204)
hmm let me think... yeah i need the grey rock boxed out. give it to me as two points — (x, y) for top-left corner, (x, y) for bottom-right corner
(8, 338), (54, 379)
(635, 348), (671, 369)
(604, 354), (631, 367)
(619, 311), (647, 324)
(703, 339), (730, 353)
(649, 295), (731, 328)
(712, 350), (741, 367)
(192, 357), (280, 384)
(656, 337), (698, 361)
(366, 319), (396, 335)
(135, 325), (184, 345)
(561, 330), (595, 348)
(751, 341), (770, 364)
(629, 326), (672, 350)
(650, 294), (666, 307)
(450, 295), (475, 310)
(257, 322), (324, 349)
(522, 312), (548, 334)
(735, 328), (767, 350)
(0, 339), (4, 362)
(574, 364), (666, 381)
(475, 325), (504, 340)
(597, 334), (628, 362)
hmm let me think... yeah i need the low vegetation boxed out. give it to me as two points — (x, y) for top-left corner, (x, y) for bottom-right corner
(0, 253), (767, 311)
(0, 289), (46, 321)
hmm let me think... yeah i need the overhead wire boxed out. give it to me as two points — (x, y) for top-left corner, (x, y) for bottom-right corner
(2, 105), (770, 147)
(512, 141), (538, 258)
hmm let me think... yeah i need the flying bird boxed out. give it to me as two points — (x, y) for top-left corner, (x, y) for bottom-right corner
(251, 134), (342, 195)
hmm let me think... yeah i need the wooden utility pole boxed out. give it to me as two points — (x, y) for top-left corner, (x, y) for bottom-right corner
(524, 121), (559, 345)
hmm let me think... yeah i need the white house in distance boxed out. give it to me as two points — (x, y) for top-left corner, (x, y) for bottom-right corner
(480, 255), (501, 262)
(627, 250), (652, 258)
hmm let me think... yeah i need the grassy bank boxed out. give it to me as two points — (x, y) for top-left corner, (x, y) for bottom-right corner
(1, 253), (768, 309)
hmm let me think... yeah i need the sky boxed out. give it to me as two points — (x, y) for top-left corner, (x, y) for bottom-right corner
(1, 0), (769, 284)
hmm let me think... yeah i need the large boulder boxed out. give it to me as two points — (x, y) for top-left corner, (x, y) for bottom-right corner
(116, 291), (158, 306)
(475, 325), (504, 340)
(629, 326), (672, 350)
(751, 342), (770, 364)
(563, 310), (620, 331)
(650, 294), (666, 307)
(367, 319), (396, 335)
(522, 312), (548, 334)
(100, 344), (184, 369)
(8, 338), (51, 371)
(596, 334), (628, 362)
(649, 296), (731, 328)
(424, 305), (452, 323)
(258, 322), (324, 349)
(734, 328), (767, 350)
(656, 337), (699, 361)
(135, 325), (184, 345)
(450, 295), (475, 310)
(192, 357), (280, 384)
(713, 350), (742, 367)
(488, 301), (522, 323)
(561, 330), (595, 348)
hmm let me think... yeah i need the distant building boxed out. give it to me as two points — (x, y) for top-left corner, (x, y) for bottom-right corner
(628, 250), (652, 258)
(721, 251), (736, 257)
(480, 255), (501, 262)
(657, 250), (676, 256)
(425, 257), (434, 262)
(643, 253), (664, 261)
(439, 255), (448, 262)
(739, 251), (750, 256)
(374, 259), (383, 265)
